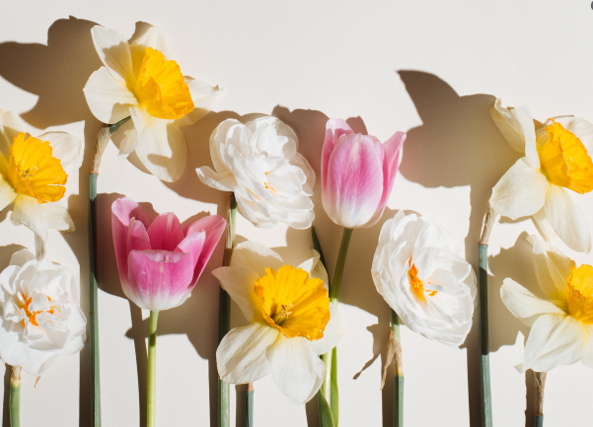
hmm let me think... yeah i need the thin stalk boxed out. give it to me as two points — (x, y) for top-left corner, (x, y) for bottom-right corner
(9, 366), (21, 427)
(478, 207), (496, 427)
(329, 228), (353, 303)
(245, 383), (254, 427)
(147, 311), (159, 427)
(533, 372), (546, 427)
(391, 310), (403, 427)
(89, 116), (130, 427)
(218, 193), (237, 427)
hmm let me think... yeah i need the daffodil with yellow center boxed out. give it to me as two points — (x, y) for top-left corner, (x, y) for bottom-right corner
(489, 99), (593, 253)
(213, 241), (343, 405)
(83, 24), (223, 182)
(0, 109), (82, 241)
(501, 235), (593, 372)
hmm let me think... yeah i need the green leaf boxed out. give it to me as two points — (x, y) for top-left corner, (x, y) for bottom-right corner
(330, 347), (339, 425)
(317, 389), (336, 427)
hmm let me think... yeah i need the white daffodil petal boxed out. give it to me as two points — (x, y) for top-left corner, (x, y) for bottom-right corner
(90, 26), (134, 85)
(173, 79), (224, 128)
(489, 98), (526, 153)
(230, 241), (284, 277)
(522, 314), (586, 372)
(211, 266), (262, 322)
(216, 323), (278, 384)
(528, 234), (573, 300)
(130, 106), (187, 182)
(0, 108), (26, 156)
(11, 195), (48, 239)
(581, 325), (593, 369)
(0, 177), (17, 211)
(118, 129), (138, 160)
(500, 279), (565, 326)
(42, 202), (75, 233)
(267, 334), (325, 405)
(130, 25), (173, 59)
(510, 105), (539, 168)
(310, 303), (344, 355)
(544, 185), (592, 253)
(38, 132), (84, 172)
(83, 67), (137, 124)
(299, 250), (329, 290)
(490, 158), (548, 220)
(532, 207), (559, 245)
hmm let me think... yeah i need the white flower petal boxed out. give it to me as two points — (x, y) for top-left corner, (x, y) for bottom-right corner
(118, 129), (138, 160)
(527, 234), (573, 300)
(230, 241), (284, 277)
(297, 250), (329, 290)
(309, 302), (344, 355)
(532, 207), (559, 244)
(90, 25), (134, 85)
(216, 323), (278, 384)
(196, 167), (235, 192)
(510, 105), (539, 168)
(11, 195), (48, 239)
(490, 158), (549, 220)
(130, 25), (173, 59)
(0, 108), (26, 156)
(211, 266), (261, 322)
(173, 79), (224, 128)
(267, 334), (325, 405)
(544, 185), (591, 253)
(489, 98), (526, 154)
(38, 132), (84, 172)
(0, 177), (17, 211)
(500, 278), (565, 326)
(130, 106), (187, 182)
(581, 325), (593, 369)
(522, 314), (586, 372)
(42, 202), (75, 233)
(83, 67), (137, 124)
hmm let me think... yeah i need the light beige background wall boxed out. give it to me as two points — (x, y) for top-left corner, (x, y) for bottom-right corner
(1, 1), (592, 426)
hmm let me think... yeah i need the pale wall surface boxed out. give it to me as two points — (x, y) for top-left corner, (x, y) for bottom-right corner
(1, 1), (593, 426)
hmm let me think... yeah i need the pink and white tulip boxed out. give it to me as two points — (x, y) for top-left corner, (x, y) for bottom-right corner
(112, 197), (226, 311)
(321, 119), (406, 228)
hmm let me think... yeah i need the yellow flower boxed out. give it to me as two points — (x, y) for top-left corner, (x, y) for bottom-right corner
(83, 24), (223, 182)
(0, 109), (82, 240)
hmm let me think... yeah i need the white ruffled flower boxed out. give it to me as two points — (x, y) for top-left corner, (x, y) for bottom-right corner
(0, 250), (86, 377)
(372, 211), (477, 346)
(212, 241), (343, 404)
(489, 98), (593, 253)
(197, 117), (315, 229)
(501, 235), (593, 372)
(0, 108), (83, 240)
(83, 24), (223, 182)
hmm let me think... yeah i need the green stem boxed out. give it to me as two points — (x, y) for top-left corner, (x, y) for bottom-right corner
(219, 193), (237, 427)
(533, 371), (546, 427)
(391, 310), (403, 427)
(147, 311), (159, 427)
(9, 366), (20, 427)
(329, 228), (353, 303)
(245, 384), (254, 427)
(479, 243), (492, 427)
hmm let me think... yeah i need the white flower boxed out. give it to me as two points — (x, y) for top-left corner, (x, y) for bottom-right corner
(212, 241), (343, 404)
(0, 108), (83, 240)
(501, 235), (593, 372)
(83, 24), (223, 182)
(489, 98), (593, 253)
(0, 250), (86, 377)
(197, 116), (316, 229)
(372, 211), (477, 346)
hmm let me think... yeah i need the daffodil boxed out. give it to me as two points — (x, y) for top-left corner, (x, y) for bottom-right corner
(212, 241), (343, 404)
(83, 24), (223, 182)
(0, 109), (83, 241)
(501, 235), (593, 372)
(490, 98), (593, 253)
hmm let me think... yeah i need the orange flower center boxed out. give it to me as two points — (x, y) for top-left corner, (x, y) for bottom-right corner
(408, 259), (438, 303)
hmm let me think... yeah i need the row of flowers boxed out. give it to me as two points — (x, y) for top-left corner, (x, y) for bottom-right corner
(1, 22), (591, 427)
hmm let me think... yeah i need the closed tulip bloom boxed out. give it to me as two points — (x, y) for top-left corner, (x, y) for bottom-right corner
(322, 118), (406, 228)
(111, 197), (226, 311)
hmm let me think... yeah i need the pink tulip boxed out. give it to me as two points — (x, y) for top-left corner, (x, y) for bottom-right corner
(322, 119), (406, 228)
(111, 197), (226, 311)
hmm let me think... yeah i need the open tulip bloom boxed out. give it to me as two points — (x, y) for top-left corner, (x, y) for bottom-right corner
(212, 241), (344, 405)
(490, 98), (593, 253)
(84, 24), (223, 182)
(111, 196), (225, 425)
(0, 108), (83, 253)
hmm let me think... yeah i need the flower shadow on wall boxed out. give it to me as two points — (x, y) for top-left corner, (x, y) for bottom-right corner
(396, 70), (525, 427)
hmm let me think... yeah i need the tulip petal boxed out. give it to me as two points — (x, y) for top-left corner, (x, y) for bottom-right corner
(128, 218), (152, 252)
(309, 302), (344, 355)
(217, 323), (278, 384)
(267, 334), (325, 405)
(489, 98), (527, 154)
(500, 279), (565, 326)
(147, 212), (184, 251)
(212, 266), (262, 322)
(522, 314), (586, 372)
(0, 108), (26, 156)
(173, 79), (224, 128)
(184, 215), (226, 283)
(544, 185), (592, 253)
(83, 67), (138, 124)
(322, 119), (353, 197)
(490, 158), (549, 220)
(38, 132), (84, 172)
(0, 177), (17, 211)
(364, 131), (406, 228)
(581, 325), (593, 369)
(126, 250), (194, 311)
(230, 241), (284, 277)
(130, 106), (187, 182)
(528, 235), (573, 300)
(175, 231), (206, 279)
(90, 25), (134, 85)
(323, 134), (384, 228)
